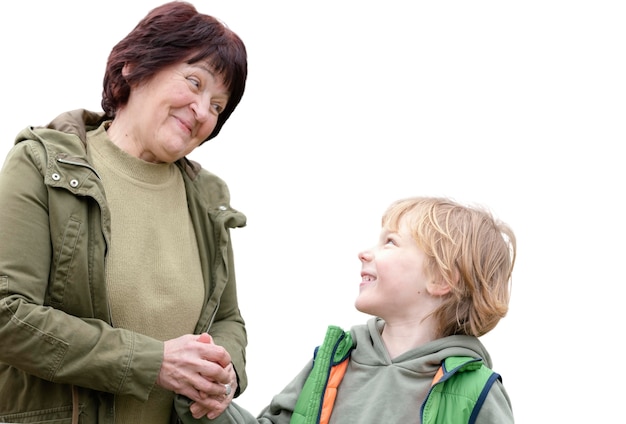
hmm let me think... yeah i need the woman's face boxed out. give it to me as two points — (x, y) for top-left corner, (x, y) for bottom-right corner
(111, 60), (229, 163)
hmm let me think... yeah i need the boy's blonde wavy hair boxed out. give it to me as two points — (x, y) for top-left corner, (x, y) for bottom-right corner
(381, 197), (516, 338)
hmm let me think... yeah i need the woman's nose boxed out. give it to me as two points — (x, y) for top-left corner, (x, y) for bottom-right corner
(191, 95), (211, 122)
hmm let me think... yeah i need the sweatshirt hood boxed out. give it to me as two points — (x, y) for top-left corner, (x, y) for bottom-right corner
(350, 317), (492, 375)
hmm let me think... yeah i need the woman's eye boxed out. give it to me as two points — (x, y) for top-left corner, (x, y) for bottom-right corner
(385, 238), (395, 245)
(188, 77), (200, 88)
(211, 103), (224, 114)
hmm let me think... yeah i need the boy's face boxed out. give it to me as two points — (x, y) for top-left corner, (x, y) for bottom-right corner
(355, 222), (437, 321)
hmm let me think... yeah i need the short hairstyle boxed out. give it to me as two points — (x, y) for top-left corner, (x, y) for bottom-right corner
(101, 1), (247, 141)
(381, 196), (516, 338)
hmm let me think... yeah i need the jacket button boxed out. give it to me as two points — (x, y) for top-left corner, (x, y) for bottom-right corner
(70, 179), (79, 187)
(218, 205), (227, 211)
(52, 173), (61, 181)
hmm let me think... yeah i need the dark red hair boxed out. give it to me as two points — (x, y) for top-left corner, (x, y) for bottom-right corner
(102, 1), (247, 141)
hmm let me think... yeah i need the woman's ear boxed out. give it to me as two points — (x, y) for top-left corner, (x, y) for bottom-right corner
(122, 63), (133, 78)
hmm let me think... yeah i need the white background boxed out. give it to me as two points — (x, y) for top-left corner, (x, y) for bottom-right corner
(1, 1), (625, 422)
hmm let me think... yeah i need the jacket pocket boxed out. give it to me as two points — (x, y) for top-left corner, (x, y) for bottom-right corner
(50, 217), (82, 307)
(0, 405), (73, 423)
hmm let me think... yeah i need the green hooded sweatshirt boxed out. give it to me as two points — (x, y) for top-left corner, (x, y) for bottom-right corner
(192, 317), (513, 424)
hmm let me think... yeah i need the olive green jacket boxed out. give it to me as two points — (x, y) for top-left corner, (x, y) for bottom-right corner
(0, 109), (248, 423)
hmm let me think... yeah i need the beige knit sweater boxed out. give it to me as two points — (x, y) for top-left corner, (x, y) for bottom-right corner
(88, 123), (204, 424)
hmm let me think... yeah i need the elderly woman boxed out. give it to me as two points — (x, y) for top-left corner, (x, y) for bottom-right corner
(0, 2), (248, 423)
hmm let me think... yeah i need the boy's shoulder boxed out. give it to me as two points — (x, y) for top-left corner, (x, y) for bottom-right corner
(423, 356), (501, 424)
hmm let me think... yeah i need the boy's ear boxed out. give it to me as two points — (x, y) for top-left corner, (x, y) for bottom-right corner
(427, 278), (452, 297)
(427, 269), (458, 297)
